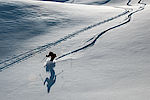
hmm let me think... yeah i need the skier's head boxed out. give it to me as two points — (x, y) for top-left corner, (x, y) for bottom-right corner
(50, 53), (56, 61)
(49, 52), (53, 56)
(46, 52), (53, 57)
(46, 51), (57, 61)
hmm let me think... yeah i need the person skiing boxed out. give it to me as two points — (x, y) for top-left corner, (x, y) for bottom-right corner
(43, 51), (57, 93)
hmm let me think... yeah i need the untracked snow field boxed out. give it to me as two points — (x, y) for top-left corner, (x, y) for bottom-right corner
(0, 0), (150, 100)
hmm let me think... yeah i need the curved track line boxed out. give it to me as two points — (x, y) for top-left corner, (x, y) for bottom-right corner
(127, 0), (132, 6)
(0, 3), (130, 71)
(89, 0), (111, 5)
(56, 0), (146, 60)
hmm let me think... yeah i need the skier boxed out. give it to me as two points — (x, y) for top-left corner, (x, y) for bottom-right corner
(43, 51), (57, 93)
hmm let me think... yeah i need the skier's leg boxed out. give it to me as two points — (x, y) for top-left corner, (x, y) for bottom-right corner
(50, 68), (55, 80)
(44, 77), (48, 85)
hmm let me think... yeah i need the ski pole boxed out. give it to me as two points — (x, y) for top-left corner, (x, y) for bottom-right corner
(39, 74), (44, 82)
(56, 70), (64, 77)
(41, 56), (46, 62)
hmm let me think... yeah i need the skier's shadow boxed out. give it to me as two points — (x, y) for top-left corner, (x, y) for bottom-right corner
(44, 61), (56, 93)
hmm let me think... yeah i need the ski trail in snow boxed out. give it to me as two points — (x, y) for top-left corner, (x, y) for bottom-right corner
(127, 0), (132, 6)
(0, 6), (129, 71)
(93, 0), (111, 5)
(56, 0), (146, 61)
(1, 0), (145, 71)
(69, 0), (75, 3)
(69, 0), (111, 5)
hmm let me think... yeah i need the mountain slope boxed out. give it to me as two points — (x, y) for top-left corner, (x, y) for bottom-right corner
(0, 0), (150, 100)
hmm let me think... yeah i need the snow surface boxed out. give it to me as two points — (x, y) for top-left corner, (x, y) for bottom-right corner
(0, 0), (150, 100)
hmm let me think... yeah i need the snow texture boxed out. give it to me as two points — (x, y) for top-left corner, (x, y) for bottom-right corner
(0, 0), (150, 100)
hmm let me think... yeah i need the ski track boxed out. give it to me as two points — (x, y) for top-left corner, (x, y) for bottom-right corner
(56, 0), (146, 60)
(0, 0), (146, 72)
(127, 0), (132, 6)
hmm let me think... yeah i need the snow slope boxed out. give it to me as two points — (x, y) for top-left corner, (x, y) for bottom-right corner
(0, 0), (126, 68)
(0, 0), (150, 100)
